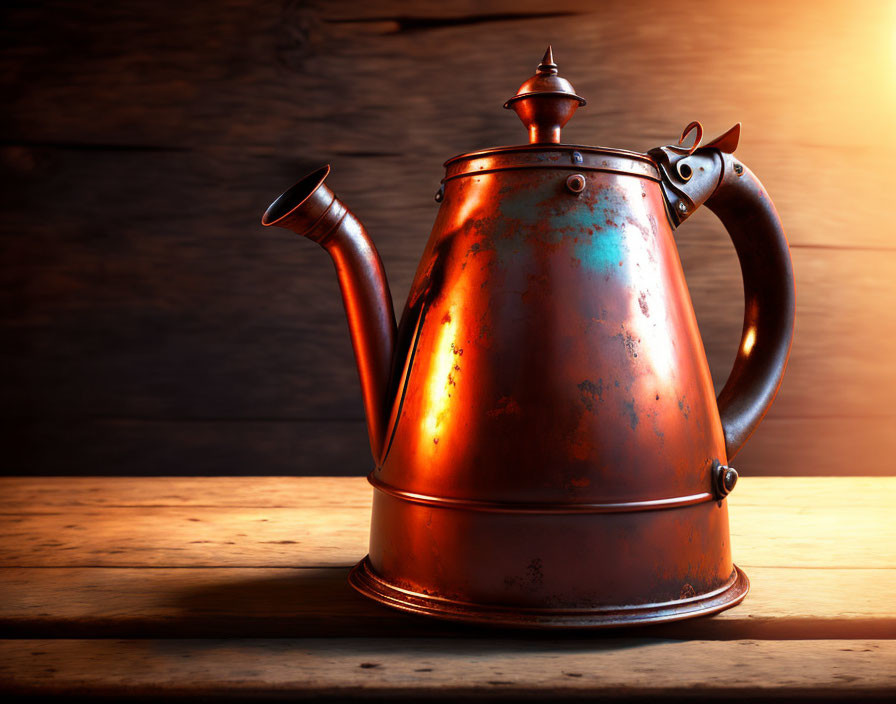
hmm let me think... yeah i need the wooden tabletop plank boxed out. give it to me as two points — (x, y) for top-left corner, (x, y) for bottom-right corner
(0, 476), (377, 509)
(1, 478), (893, 568)
(0, 566), (893, 640)
(0, 505), (366, 567)
(1, 477), (894, 698)
(2, 638), (894, 699)
(1, 476), (891, 509)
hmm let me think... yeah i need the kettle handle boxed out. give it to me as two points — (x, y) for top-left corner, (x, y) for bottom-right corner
(649, 124), (795, 460)
(705, 153), (795, 460)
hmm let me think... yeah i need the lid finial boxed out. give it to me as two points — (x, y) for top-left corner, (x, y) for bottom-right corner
(538, 46), (557, 74)
(504, 48), (586, 144)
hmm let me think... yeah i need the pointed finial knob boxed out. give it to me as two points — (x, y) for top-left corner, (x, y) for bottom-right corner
(504, 48), (586, 144)
(538, 46), (557, 74)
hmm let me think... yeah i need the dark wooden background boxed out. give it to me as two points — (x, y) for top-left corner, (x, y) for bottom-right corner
(1, 0), (894, 476)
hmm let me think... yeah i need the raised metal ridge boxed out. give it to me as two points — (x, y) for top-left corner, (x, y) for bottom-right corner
(368, 473), (714, 514)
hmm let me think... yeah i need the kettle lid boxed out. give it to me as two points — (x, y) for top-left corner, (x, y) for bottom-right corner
(503, 47), (586, 144)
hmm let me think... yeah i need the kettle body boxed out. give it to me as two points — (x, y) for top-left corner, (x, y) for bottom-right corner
(365, 146), (738, 624)
(263, 50), (794, 627)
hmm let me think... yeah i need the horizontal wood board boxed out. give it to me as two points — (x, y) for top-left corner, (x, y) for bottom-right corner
(1, 476), (894, 699)
(1, 566), (894, 640)
(2, 639), (895, 699)
(1, 0), (894, 476)
(1, 477), (893, 568)
(0, 477), (894, 640)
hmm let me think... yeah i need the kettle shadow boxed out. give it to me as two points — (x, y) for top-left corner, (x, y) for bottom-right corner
(172, 566), (447, 638)
(170, 567), (727, 646)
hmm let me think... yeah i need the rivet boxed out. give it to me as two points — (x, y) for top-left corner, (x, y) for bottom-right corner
(712, 462), (738, 499)
(572, 151), (583, 164)
(566, 174), (586, 194)
(724, 468), (738, 493)
(434, 185), (445, 203)
(677, 201), (688, 213)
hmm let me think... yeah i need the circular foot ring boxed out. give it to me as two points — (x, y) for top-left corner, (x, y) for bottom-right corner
(349, 557), (749, 629)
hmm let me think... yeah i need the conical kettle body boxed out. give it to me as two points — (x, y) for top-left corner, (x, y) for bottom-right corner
(360, 147), (742, 625)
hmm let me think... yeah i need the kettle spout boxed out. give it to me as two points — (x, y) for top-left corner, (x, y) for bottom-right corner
(262, 165), (397, 462)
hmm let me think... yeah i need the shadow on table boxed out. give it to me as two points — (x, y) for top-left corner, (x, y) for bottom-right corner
(169, 566), (735, 641)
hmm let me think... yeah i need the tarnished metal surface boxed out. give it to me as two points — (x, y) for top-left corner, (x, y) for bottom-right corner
(378, 167), (724, 505)
(443, 144), (659, 182)
(262, 50), (793, 627)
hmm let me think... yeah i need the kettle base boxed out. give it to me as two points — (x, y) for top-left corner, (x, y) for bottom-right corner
(349, 557), (749, 629)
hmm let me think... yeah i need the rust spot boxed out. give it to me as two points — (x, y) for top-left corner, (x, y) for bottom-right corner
(433, 437), (439, 444)
(577, 379), (603, 411)
(680, 584), (697, 599)
(638, 291), (650, 317)
(441, 312), (451, 324)
(623, 398), (639, 430)
(617, 330), (639, 359)
(488, 396), (521, 417)
(569, 477), (590, 488)
(527, 558), (544, 586)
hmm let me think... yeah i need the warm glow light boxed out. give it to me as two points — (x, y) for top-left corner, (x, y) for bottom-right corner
(893, 25), (896, 69)
(742, 327), (757, 355)
(420, 309), (460, 448)
(624, 201), (677, 386)
(629, 295), (677, 384)
(448, 175), (491, 230)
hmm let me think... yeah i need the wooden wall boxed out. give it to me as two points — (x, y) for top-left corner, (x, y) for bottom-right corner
(1, 0), (893, 475)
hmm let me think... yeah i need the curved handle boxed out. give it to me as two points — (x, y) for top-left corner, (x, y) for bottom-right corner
(649, 124), (795, 460)
(705, 154), (795, 459)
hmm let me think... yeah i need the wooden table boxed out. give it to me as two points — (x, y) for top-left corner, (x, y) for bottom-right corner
(1, 476), (894, 700)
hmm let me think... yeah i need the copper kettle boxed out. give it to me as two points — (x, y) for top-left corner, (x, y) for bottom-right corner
(262, 48), (795, 627)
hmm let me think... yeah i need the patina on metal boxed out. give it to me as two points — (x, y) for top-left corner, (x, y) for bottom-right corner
(262, 49), (795, 628)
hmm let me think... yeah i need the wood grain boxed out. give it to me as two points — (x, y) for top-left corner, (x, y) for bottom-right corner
(3, 475), (891, 509)
(0, 478), (893, 568)
(1, 566), (893, 640)
(1, 0), (894, 476)
(1, 639), (894, 699)
(1, 476), (894, 699)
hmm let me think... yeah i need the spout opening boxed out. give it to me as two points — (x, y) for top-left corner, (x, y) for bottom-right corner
(262, 165), (331, 227)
